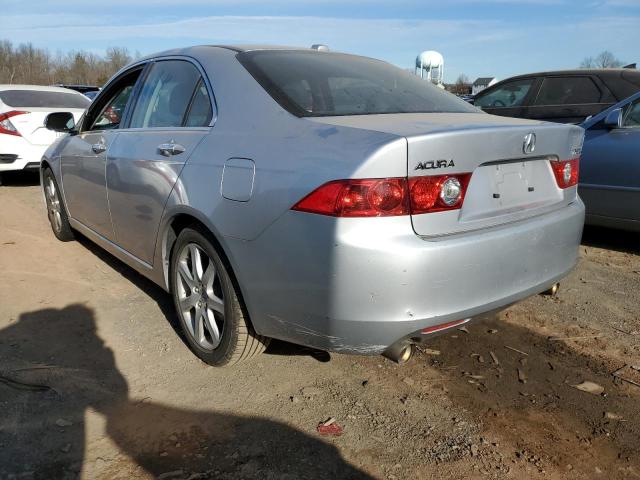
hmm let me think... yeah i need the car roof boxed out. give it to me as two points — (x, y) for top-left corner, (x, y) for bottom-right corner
(502, 69), (640, 79)
(133, 44), (329, 63)
(210, 44), (318, 52)
(0, 84), (88, 95)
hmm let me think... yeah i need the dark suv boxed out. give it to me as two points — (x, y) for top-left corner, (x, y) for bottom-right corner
(472, 69), (640, 123)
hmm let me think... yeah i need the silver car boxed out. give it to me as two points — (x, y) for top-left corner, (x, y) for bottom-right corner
(41, 46), (585, 366)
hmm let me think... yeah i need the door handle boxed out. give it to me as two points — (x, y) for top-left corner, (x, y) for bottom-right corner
(92, 143), (106, 154)
(157, 143), (186, 157)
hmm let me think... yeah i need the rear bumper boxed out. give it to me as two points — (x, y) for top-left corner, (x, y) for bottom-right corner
(0, 142), (46, 172)
(227, 199), (585, 354)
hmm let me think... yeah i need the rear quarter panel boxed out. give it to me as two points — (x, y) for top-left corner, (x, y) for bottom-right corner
(164, 48), (405, 242)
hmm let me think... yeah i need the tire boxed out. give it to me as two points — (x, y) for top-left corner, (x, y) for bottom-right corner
(170, 227), (270, 366)
(43, 168), (75, 242)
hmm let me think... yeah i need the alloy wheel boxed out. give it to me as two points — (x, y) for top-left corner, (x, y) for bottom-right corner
(45, 177), (62, 233)
(175, 242), (225, 350)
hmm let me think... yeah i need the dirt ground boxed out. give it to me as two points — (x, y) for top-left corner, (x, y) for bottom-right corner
(1, 171), (639, 480)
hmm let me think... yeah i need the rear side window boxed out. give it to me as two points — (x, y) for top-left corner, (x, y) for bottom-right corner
(238, 51), (477, 117)
(129, 60), (206, 128)
(184, 80), (213, 127)
(534, 77), (601, 105)
(474, 79), (533, 108)
(0, 90), (90, 109)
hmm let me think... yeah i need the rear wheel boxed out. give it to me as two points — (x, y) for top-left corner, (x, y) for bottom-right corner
(43, 168), (74, 242)
(170, 228), (270, 366)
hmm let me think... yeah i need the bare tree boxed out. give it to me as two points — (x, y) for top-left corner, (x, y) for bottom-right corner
(0, 39), (136, 86)
(451, 73), (471, 95)
(580, 51), (624, 69)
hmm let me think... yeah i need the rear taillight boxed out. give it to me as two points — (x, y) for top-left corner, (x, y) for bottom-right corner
(292, 178), (409, 217)
(409, 174), (472, 214)
(550, 158), (579, 189)
(0, 111), (27, 136)
(292, 173), (472, 217)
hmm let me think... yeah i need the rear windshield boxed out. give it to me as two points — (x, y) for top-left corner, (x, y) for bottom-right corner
(0, 90), (90, 109)
(238, 51), (478, 117)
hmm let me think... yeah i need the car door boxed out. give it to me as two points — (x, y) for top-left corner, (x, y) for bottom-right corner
(60, 67), (144, 239)
(106, 59), (214, 264)
(580, 96), (640, 222)
(525, 76), (606, 123)
(472, 78), (536, 118)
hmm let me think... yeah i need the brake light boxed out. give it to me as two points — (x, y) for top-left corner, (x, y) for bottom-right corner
(292, 178), (409, 217)
(0, 111), (27, 136)
(292, 173), (472, 217)
(550, 158), (579, 189)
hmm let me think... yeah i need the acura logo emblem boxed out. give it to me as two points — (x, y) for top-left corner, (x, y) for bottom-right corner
(523, 133), (536, 154)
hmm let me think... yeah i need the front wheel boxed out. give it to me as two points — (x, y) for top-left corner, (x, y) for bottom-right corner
(43, 168), (74, 242)
(170, 228), (270, 366)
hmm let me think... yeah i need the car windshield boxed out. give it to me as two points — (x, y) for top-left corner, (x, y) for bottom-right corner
(0, 90), (90, 109)
(238, 50), (478, 117)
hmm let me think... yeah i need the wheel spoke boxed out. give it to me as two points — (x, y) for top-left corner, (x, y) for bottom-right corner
(207, 295), (224, 315)
(178, 260), (196, 288)
(47, 179), (55, 202)
(54, 212), (62, 232)
(189, 245), (204, 281)
(194, 306), (205, 345)
(202, 262), (216, 295)
(204, 309), (221, 345)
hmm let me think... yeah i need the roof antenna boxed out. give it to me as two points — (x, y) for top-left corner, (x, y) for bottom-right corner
(311, 44), (330, 51)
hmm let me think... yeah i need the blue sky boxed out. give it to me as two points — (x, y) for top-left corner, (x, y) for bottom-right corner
(2, 0), (639, 83)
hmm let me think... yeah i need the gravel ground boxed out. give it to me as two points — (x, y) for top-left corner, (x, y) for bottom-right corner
(1, 171), (639, 480)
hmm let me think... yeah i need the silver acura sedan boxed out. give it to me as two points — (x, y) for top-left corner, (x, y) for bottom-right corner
(41, 45), (585, 366)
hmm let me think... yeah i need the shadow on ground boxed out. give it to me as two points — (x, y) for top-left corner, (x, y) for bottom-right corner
(0, 305), (370, 479)
(408, 314), (640, 476)
(0, 170), (40, 187)
(75, 234), (332, 364)
(582, 225), (640, 255)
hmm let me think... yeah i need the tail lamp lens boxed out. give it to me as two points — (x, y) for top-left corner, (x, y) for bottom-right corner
(293, 178), (409, 217)
(409, 174), (472, 214)
(0, 111), (27, 137)
(292, 173), (472, 217)
(550, 158), (579, 189)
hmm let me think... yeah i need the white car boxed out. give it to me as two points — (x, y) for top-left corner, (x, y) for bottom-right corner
(0, 85), (89, 175)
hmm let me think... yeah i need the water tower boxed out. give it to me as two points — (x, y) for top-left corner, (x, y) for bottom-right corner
(415, 50), (444, 85)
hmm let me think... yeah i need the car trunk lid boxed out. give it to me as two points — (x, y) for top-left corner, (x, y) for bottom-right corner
(309, 112), (584, 236)
(8, 108), (85, 146)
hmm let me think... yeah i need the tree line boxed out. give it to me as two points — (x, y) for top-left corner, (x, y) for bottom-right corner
(0, 40), (138, 87)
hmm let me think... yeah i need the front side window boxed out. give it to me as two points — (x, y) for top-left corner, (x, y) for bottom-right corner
(87, 69), (142, 131)
(474, 79), (534, 108)
(534, 77), (601, 106)
(129, 60), (204, 128)
(238, 51), (477, 117)
(622, 98), (640, 128)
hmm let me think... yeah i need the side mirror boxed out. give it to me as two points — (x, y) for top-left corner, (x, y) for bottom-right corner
(604, 108), (623, 129)
(44, 112), (75, 133)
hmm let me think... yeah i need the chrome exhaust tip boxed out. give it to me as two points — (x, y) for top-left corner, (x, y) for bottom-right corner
(382, 342), (415, 364)
(541, 282), (560, 296)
